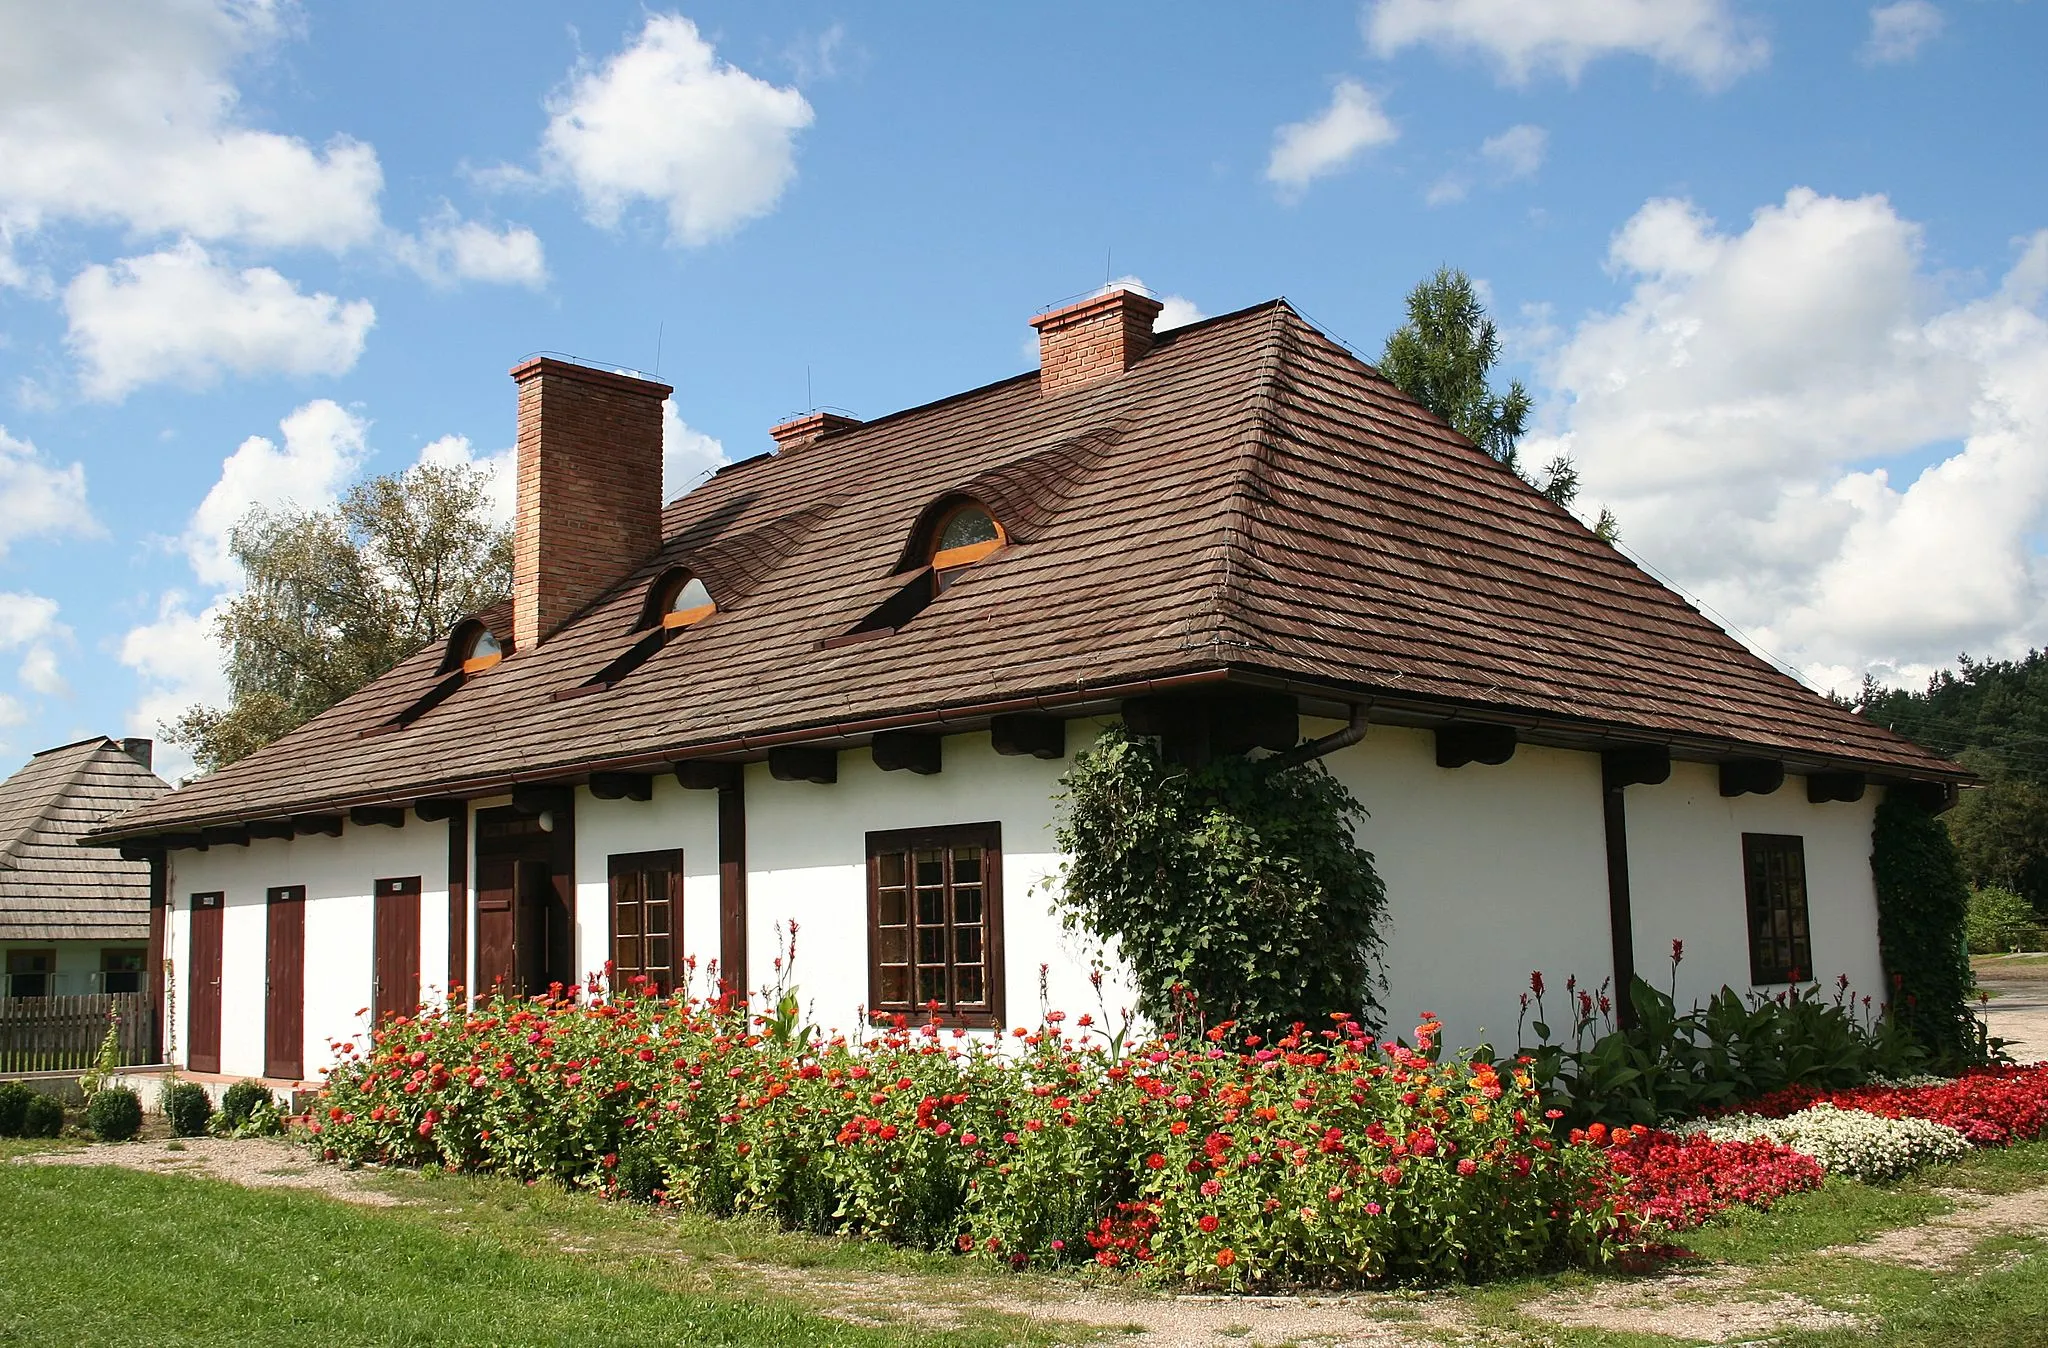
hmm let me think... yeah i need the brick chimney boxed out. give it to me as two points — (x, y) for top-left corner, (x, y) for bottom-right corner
(768, 410), (863, 454)
(509, 358), (673, 651)
(1030, 288), (1165, 395)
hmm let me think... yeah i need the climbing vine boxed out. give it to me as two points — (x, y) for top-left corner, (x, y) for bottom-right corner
(1051, 724), (1388, 1038)
(1871, 793), (1985, 1066)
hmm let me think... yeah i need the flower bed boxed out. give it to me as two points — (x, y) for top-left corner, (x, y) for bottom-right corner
(1693, 1104), (1970, 1183)
(1736, 1065), (2048, 1147)
(305, 993), (1623, 1288)
(1579, 1124), (1825, 1230)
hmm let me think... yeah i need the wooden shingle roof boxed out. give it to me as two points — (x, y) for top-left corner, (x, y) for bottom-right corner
(2, 737), (167, 939)
(93, 300), (1959, 840)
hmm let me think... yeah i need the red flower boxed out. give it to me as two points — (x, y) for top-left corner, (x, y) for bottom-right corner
(1198, 1214), (1220, 1233)
(1145, 1152), (1167, 1170)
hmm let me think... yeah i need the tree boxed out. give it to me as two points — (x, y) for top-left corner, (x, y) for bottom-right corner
(164, 462), (512, 775)
(1380, 267), (1619, 541)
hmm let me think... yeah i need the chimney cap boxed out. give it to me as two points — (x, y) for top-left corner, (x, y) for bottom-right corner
(1029, 287), (1165, 334)
(769, 410), (864, 453)
(509, 354), (673, 400)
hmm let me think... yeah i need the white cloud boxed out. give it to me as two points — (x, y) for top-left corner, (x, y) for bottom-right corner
(64, 239), (374, 400)
(1099, 276), (1206, 332)
(118, 590), (230, 782)
(1862, 2), (1943, 64)
(416, 433), (515, 525)
(534, 14), (814, 247)
(663, 400), (727, 500)
(1364, 0), (1769, 88)
(18, 646), (65, 698)
(0, 592), (62, 648)
(0, 1), (383, 251)
(184, 398), (369, 585)
(1266, 81), (1399, 195)
(1428, 123), (1549, 206)
(1525, 189), (2048, 690)
(392, 215), (547, 287)
(0, 426), (95, 554)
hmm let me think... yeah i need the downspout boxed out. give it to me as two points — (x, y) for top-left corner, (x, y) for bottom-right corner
(1259, 702), (1370, 774)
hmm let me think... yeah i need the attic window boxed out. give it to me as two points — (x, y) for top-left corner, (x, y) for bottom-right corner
(929, 503), (1005, 589)
(660, 574), (715, 629)
(461, 627), (504, 674)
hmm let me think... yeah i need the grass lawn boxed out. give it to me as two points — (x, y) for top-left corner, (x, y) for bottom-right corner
(0, 1148), (1092, 1348)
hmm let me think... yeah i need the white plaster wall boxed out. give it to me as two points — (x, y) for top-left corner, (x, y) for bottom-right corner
(572, 778), (721, 991)
(1626, 763), (1884, 1013)
(743, 726), (1136, 1035)
(165, 823), (451, 1081)
(1319, 723), (1615, 1054)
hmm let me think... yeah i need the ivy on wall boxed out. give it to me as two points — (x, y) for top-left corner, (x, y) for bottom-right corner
(1871, 793), (1984, 1066)
(1052, 724), (1388, 1038)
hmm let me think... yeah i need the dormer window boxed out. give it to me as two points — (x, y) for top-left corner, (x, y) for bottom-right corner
(929, 503), (1005, 590)
(661, 574), (715, 629)
(460, 627), (504, 674)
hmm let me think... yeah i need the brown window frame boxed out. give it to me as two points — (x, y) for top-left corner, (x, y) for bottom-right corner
(608, 849), (683, 997)
(5, 947), (57, 998)
(99, 947), (145, 995)
(1742, 832), (1813, 985)
(866, 822), (1004, 1029)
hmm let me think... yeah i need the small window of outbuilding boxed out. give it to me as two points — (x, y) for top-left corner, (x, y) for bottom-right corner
(1742, 833), (1812, 985)
(928, 503), (1006, 589)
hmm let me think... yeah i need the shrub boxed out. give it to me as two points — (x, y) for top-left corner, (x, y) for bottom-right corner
(304, 992), (1624, 1288)
(1966, 886), (2040, 954)
(1873, 795), (1982, 1065)
(22, 1093), (64, 1138)
(218, 1080), (273, 1128)
(164, 1082), (214, 1138)
(1053, 723), (1390, 1038)
(1696, 1104), (1970, 1183)
(0, 1081), (32, 1137)
(87, 1087), (143, 1142)
(1517, 955), (1928, 1128)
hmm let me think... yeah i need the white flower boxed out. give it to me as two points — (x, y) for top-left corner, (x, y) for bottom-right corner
(1690, 1103), (1968, 1182)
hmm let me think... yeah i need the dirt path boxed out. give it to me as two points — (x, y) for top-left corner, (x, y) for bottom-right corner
(20, 1136), (402, 1206)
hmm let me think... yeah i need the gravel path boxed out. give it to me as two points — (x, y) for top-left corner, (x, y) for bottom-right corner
(1978, 973), (2048, 1063)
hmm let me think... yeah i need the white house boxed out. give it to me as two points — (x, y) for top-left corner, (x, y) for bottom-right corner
(91, 290), (1961, 1089)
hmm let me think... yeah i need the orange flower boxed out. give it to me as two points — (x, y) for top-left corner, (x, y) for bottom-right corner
(1215, 1248), (1236, 1268)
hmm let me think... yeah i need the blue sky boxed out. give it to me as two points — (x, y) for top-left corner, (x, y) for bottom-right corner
(1, 1), (2044, 778)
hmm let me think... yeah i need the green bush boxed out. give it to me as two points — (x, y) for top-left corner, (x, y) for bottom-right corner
(218, 1080), (273, 1128)
(1874, 795), (1984, 1065)
(0, 1081), (32, 1137)
(87, 1087), (142, 1142)
(1967, 886), (2041, 954)
(22, 1092), (64, 1138)
(164, 1081), (214, 1138)
(1053, 723), (1390, 1037)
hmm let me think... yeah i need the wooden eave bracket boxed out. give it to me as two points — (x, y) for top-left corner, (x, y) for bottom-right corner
(871, 730), (942, 776)
(1601, 746), (1672, 790)
(674, 761), (742, 791)
(1435, 723), (1518, 769)
(1719, 759), (1785, 798)
(349, 805), (406, 829)
(768, 745), (838, 785)
(589, 771), (656, 801)
(989, 713), (1066, 760)
(292, 814), (343, 838)
(413, 798), (464, 822)
(1806, 771), (1867, 804)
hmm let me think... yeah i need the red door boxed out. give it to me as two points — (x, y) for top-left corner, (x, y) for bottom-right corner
(188, 893), (224, 1074)
(373, 876), (422, 1025)
(264, 886), (306, 1081)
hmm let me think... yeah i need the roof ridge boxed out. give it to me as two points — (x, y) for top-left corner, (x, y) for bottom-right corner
(0, 739), (108, 870)
(1198, 302), (1295, 659)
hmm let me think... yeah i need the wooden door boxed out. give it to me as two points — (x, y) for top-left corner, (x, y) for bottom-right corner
(373, 876), (421, 1024)
(476, 854), (516, 994)
(263, 886), (306, 1081)
(188, 892), (224, 1073)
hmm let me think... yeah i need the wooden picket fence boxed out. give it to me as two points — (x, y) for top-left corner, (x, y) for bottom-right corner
(0, 993), (152, 1074)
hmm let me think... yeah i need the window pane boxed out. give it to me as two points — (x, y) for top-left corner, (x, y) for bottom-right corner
(879, 890), (907, 927)
(878, 928), (908, 964)
(877, 852), (905, 888)
(646, 901), (670, 937)
(615, 901), (640, 936)
(616, 936), (642, 971)
(914, 850), (945, 888)
(918, 927), (946, 965)
(670, 576), (712, 613)
(917, 888), (945, 927)
(953, 886), (982, 926)
(880, 967), (908, 1004)
(953, 848), (981, 885)
(954, 927), (982, 966)
(917, 967), (946, 1004)
(648, 937), (671, 973)
(956, 966), (984, 1005)
(937, 508), (999, 552)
